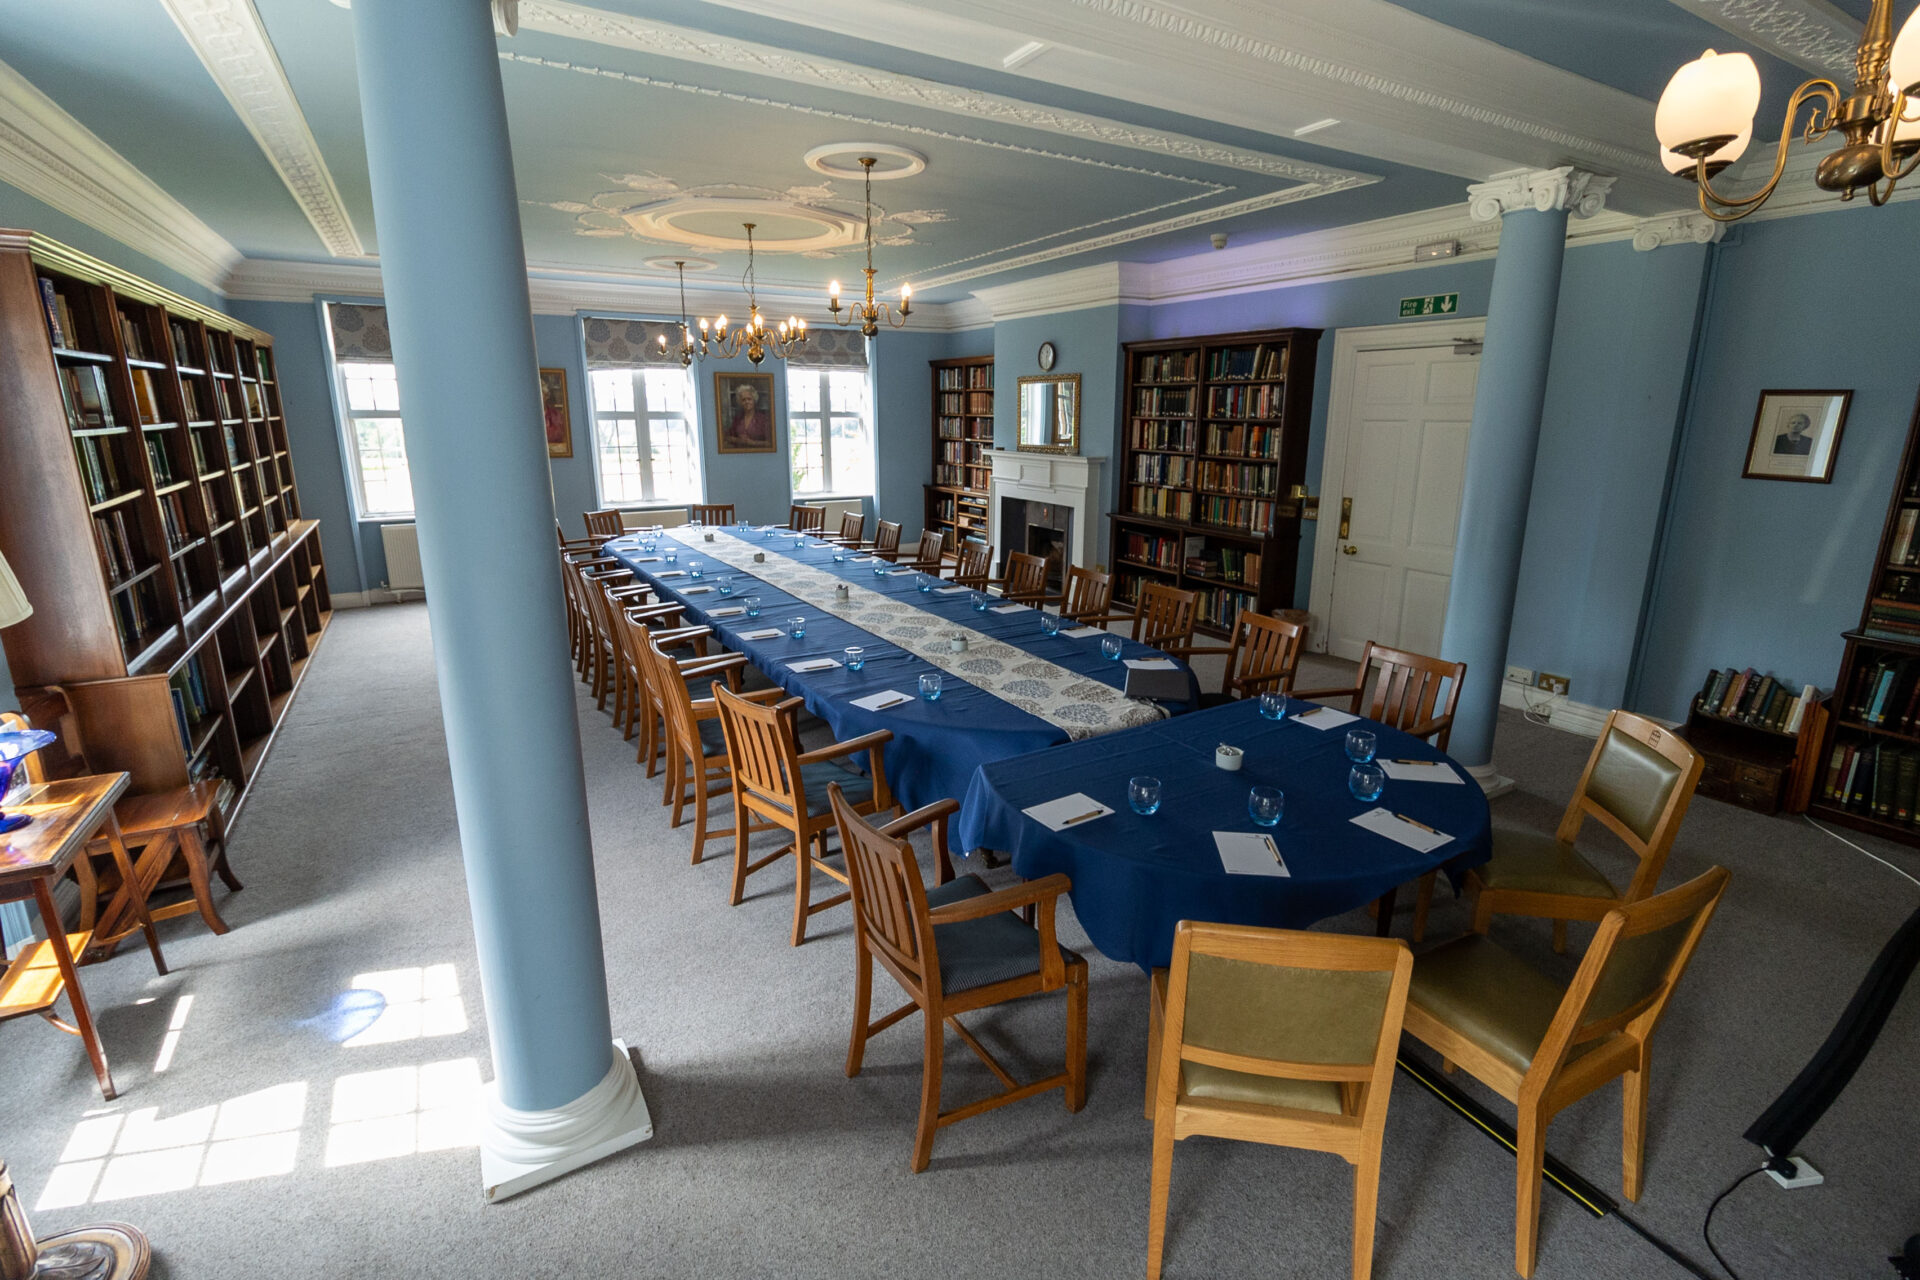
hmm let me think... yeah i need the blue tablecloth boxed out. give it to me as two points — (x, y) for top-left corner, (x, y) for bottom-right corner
(957, 698), (1492, 969)
(602, 528), (1199, 819)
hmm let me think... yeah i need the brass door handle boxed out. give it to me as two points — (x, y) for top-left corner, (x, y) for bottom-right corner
(1338, 497), (1352, 540)
(1342, 545), (1358, 556)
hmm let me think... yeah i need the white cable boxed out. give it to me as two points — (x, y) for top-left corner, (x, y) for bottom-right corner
(1801, 815), (1920, 891)
(1518, 685), (1556, 728)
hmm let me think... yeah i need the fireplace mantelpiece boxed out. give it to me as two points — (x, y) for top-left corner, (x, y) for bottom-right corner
(985, 451), (1104, 572)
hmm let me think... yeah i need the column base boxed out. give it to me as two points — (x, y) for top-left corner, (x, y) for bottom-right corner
(1463, 762), (1515, 799)
(481, 1039), (652, 1202)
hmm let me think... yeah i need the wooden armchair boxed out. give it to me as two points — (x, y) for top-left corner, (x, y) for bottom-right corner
(944, 540), (992, 589)
(904, 530), (946, 572)
(583, 508), (625, 539)
(1146, 922), (1412, 1280)
(787, 503), (826, 533)
(638, 630), (780, 865)
(990, 551), (1049, 605)
(1466, 711), (1704, 951)
(1184, 611), (1307, 707)
(827, 510), (866, 547)
(1403, 867), (1730, 1277)
(868, 519), (903, 562)
(690, 503), (735, 525)
(828, 784), (1087, 1171)
(1053, 566), (1112, 627)
(1089, 581), (1197, 654)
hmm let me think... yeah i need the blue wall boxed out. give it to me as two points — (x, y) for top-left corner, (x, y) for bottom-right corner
(0, 181), (226, 310)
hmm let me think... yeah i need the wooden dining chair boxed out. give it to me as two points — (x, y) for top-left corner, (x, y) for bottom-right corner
(689, 503), (735, 525)
(1186, 612), (1308, 707)
(905, 529), (946, 572)
(563, 551), (638, 688)
(607, 593), (698, 745)
(944, 539), (993, 589)
(991, 551), (1050, 605)
(573, 557), (649, 712)
(1466, 711), (1704, 951)
(1146, 921), (1412, 1280)
(710, 684), (896, 945)
(1403, 867), (1730, 1278)
(869, 519), (904, 562)
(1053, 566), (1112, 627)
(788, 503), (826, 533)
(623, 616), (738, 778)
(828, 510), (866, 547)
(828, 784), (1087, 1172)
(638, 630), (782, 865)
(583, 508), (625, 539)
(1093, 581), (1198, 654)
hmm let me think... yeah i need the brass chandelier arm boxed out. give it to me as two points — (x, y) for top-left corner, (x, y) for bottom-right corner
(1878, 91), (1920, 191)
(1691, 80), (1842, 221)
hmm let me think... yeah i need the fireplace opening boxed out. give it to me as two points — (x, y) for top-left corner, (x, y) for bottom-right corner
(1000, 499), (1073, 593)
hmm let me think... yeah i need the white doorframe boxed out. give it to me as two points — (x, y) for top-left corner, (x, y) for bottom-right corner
(1308, 317), (1487, 653)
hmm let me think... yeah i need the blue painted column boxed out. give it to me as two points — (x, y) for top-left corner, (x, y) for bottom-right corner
(348, 0), (644, 1195)
(1440, 169), (1612, 780)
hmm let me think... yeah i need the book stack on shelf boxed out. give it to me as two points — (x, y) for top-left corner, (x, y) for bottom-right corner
(1809, 390), (1920, 845)
(924, 356), (995, 548)
(1681, 667), (1828, 815)
(1110, 328), (1320, 636)
(0, 230), (332, 843)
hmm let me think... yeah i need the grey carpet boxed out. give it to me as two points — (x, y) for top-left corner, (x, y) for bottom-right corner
(2, 602), (1915, 1279)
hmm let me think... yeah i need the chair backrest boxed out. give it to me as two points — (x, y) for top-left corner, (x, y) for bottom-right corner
(1558, 711), (1704, 902)
(909, 529), (945, 569)
(711, 683), (808, 821)
(836, 510), (865, 543)
(6, 689), (92, 781)
(789, 503), (826, 533)
(1225, 613), (1307, 699)
(1530, 866), (1729, 1085)
(1060, 566), (1111, 622)
(639, 628), (711, 761)
(949, 540), (992, 588)
(1134, 582), (1198, 650)
(1000, 551), (1049, 603)
(1161, 921), (1411, 1114)
(1353, 642), (1466, 750)
(829, 782), (936, 997)
(583, 509), (625, 538)
(872, 520), (903, 558)
(690, 503), (735, 525)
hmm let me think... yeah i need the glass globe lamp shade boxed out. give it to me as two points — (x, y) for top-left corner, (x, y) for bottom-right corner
(1892, 8), (1920, 97)
(1656, 49), (1762, 154)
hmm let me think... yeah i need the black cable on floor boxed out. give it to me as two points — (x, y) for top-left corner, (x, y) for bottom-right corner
(1702, 1166), (1767, 1280)
(1616, 1205), (1721, 1280)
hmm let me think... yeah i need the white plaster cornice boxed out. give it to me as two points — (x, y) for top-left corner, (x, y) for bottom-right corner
(0, 57), (241, 292)
(1467, 167), (1616, 221)
(1631, 211), (1726, 251)
(972, 262), (1154, 321)
(158, 0), (366, 258)
(1663, 0), (1862, 76)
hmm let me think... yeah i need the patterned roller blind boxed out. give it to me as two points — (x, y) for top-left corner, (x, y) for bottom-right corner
(327, 303), (392, 361)
(788, 326), (868, 370)
(582, 317), (686, 368)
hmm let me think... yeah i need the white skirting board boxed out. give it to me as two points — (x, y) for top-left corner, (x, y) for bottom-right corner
(1499, 679), (1613, 737)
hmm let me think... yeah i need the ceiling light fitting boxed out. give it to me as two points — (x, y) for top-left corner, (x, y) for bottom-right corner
(675, 224), (807, 367)
(826, 158), (914, 338)
(1656, 0), (1920, 219)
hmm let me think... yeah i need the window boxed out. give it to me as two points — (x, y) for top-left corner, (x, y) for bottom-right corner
(338, 361), (413, 518)
(787, 368), (874, 497)
(587, 367), (703, 506)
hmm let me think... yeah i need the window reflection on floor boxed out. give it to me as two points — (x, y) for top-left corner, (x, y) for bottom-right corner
(340, 965), (468, 1047)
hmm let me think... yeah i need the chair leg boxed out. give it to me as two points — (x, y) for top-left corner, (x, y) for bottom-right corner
(1145, 1099), (1178, 1280)
(1352, 1142), (1382, 1280)
(669, 754), (689, 830)
(846, 942), (872, 1078)
(212, 840), (243, 892)
(1470, 886), (1494, 935)
(1412, 871), (1436, 943)
(1622, 1051), (1650, 1202)
(911, 1009), (944, 1173)
(791, 831), (817, 947)
(728, 801), (757, 905)
(1515, 1109), (1547, 1279)
(178, 826), (231, 935)
(1144, 969), (1165, 1120)
(690, 772), (714, 865)
(1064, 957), (1087, 1112)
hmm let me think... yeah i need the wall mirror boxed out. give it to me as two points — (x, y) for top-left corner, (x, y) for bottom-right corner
(1016, 374), (1081, 454)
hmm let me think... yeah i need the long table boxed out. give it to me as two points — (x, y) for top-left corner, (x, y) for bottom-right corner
(604, 527), (1198, 819)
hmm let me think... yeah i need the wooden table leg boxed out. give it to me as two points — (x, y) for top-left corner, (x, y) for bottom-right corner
(101, 816), (167, 977)
(34, 878), (115, 1101)
(1374, 886), (1398, 939)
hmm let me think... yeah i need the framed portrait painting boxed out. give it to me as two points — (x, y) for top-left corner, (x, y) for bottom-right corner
(714, 371), (777, 454)
(1743, 389), (1850, 483)
(540, 367), (572, 459)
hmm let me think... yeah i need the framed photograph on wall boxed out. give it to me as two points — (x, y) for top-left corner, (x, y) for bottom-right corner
(714, 371), (777, 454)
(540, 367), (572, 459)
(1743, 389), (1850, 483)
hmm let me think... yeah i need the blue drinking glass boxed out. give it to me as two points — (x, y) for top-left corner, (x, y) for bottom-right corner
(663, 549), (677, 565)
(918, 574), (936, 593)
(716, 575), (734, 596)
(1248, 785), (1284, 827)
(743, 596), (761, 617)
(788, 616), (807, 639)
(971, 591), (990, 611)
(687, 560), (703, 579)
(1128, 776), (1162, 816)
(844, 646), (865, 672)
(1040, 612), (1062, 637)
(1101, 635), (1123, 662)
(1258, 691), (1286, 720)
(919, 672), (943, 702)
(1345, 728), (1377, 764)
(1349, 763), (1386, 803)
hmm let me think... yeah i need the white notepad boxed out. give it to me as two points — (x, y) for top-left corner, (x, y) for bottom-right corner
(681, 586), (713, 595)
(788, 657), (841, 673)
(887, 567), (917, 575)
(654, 569), (687, 579)
(850, 689), (914, 712)
(737, 627), (783, 640)
(1215, 831), (1290, 877)
(635, 556), (663, 563)
(936, 585), (969, 594)
(1125, 657), (1179, 671)
(707, 606), (747, 618)
(990, 603), (1028, 614)
(853, 556), (878, 563)
(1380, 759), (1465, 784)
(1350, 807), (1451, 853)
(1292, 705), (1358, 730)
(1022, 793), (1114, 832)
(1062, 626), (1104, 639)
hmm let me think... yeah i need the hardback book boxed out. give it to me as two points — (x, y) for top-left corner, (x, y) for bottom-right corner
(38, 276), (64, 347)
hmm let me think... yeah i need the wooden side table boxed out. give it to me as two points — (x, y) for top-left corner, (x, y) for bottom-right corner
(0, 774), (168, 1100)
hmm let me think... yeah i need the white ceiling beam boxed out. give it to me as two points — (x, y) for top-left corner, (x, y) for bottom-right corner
(1662, 0), (1863, 77)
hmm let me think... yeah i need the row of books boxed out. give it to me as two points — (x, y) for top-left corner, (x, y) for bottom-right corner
(1204, 422), (1283, 460)
(1130, 418), (1196, 452)
(936, 365), (992, 391)
(1695, 668), (1818, 735)
(146, 436), (179, 486)
(1131, 453), (1192, 486)
(1192, 494), (1277, 534)
(936, 439), (990, 466)
(60, 364), (116, 431)
(1135, 351), (1198, 384)
(129, 369), (169, 425)
(935, 415), (991, 441)
(112, 579), (163, 653)
(1821, 741), (1920, 822)
(39, 278), (81, 349)
(1880, 573), (1920, 606)
(1189, 546), (1262, 585)
(1127, 487), (1193, 521)
(933, 463), (976, 487)
(1207, 344), (1287, 382)
(1195, 459), (1282, 497)
(1890, 508), (1920, 566)
(1861, 598), (1920, 644)
(167, 658), (215, 754)
(1841, 653), (1920, 729)
(118, 311), (155, 362)
(190, 427), (223, 475)
(91, 509), (145, 583)
(1119, 531), (1195, 571)
(1133, 387), (1195, 416)
(930, 494), (988, 527)
(1206, 384), (1285, 420)
(937, 390), (992, 416)
(157, 491), (196, 551)
(72, 434), (127, 504)
(1192, 583), (1255, 631)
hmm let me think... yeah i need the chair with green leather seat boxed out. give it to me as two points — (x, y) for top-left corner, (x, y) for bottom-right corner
(1403, 866), (1729, 1278)
(1464, 710), (1704, 950)
(1145, 921), (1412, 1280)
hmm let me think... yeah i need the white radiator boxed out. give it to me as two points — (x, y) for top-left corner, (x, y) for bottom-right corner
(621, 507), (689, 528)
(380, 522), (425, 593)
(812, 498), (865, 528)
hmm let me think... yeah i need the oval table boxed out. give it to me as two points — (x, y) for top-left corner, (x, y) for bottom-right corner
(958, 698), (1492, 969)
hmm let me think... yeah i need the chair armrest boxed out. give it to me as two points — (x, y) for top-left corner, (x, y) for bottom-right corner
(878, 798), (960, 884)
(626, 603), (684, 622)
(1079, 610), (1135, 627)
(1174, 643), (1231, 659)
(607, 584), (651, 599)
(652, 624), (712, 643)
(926, 873), (1072, 986)
(796, 729), (894, 766)
(678, 651), (745, 675)
(1289, 684), (1360, 702)
(1403, 713), (1454, 746)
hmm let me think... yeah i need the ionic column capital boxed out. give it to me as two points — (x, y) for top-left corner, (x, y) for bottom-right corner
(1467, 167), (1615, 222)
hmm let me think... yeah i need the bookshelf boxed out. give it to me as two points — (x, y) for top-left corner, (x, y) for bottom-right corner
(1807, 388), (1920, 844)
(1681, 669), (1828, 814)
(1109, 328), (1320, 636)
(0, 230), (331, 836)
(923, 355), (994, 547)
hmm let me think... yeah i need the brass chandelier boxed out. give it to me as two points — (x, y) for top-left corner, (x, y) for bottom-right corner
(658, 260), (699, 367)
(1656, 0), (1920, 219)
(826, 157), (913, 336)
(693, 224), (807, 366)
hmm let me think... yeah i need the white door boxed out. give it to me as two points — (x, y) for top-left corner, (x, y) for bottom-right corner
(1320, 343), (1479, 662)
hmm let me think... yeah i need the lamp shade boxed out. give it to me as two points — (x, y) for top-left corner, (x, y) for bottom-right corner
(1662, 123), (1752, 174)
(1881, 82), (1920, 146)
(0, 553), (30, 630)
(1892, 8), (1920, 96)
(1656, 49), (1762, 152)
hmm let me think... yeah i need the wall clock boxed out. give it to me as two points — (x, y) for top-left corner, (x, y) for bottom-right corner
(1037, 341), (1056, 371)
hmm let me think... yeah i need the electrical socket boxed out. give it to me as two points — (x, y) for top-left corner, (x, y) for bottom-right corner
(1766, 1156), (1824, 1189)
(1535, 672), (1570, 696)
(1504, 664), (1533, 685)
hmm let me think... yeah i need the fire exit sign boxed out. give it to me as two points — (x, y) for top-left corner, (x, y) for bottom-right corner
(1399, 292), (1459, 317)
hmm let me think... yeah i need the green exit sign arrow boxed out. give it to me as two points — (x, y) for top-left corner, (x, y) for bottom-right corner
(1399, 293), (1459, 318)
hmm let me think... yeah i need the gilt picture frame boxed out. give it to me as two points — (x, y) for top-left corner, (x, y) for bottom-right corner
(540, 367), (572, 459)
(1743, 389), (1850, 483)
(715, 371), (778, 454)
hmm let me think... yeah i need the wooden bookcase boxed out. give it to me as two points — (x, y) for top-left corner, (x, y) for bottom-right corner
(1680, 681), (1828, 815)
(0, 230), (331, 835)
(1807, 388), (1920, 845)
(1110, 328), (1321, 636)
(923, 355), (994, 546)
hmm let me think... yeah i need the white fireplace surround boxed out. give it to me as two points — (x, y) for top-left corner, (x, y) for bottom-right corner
(985, 450), (1105, 572)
